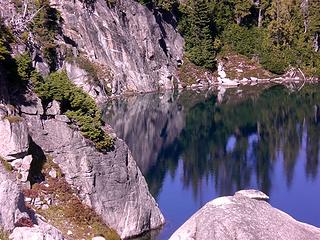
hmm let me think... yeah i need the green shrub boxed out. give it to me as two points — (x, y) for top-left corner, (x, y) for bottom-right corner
(222, 24), (265, 57)
(0, 38), (9, 61)
(258, 46), (291, 75)
(35, 71), (114, 151)
(223, 25), (282, 73)
(2, 115), (24, 124)
(0, 156), (13, 172)
(0, 20), (14, 61)
(0, 228), (9, 240)
(15, 53), (34, 81)
(30, 0), (60, 71)
(67, 56), (112, 95)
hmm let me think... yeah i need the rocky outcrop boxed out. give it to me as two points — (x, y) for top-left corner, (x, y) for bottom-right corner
(0, 115), (29, 161)
(51, 0), (184, 94)
(0, 106), (35, 184)
(0, 165), (23, 232)
(0, 164), (64, 240)
(0, 87), (164, 239)
(24, 113), (164, 239)
(169, 190), (320, 240)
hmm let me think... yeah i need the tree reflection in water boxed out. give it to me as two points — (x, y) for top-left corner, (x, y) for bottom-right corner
(105, 84), (320, 233)
(115, 85), (317, 200)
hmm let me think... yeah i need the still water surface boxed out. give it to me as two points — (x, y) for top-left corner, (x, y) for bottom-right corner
(104, 84), (320, 239)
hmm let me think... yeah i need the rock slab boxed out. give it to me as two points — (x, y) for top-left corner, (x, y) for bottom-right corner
(0, 166), (23, 231)
(169, 190), (320, 240)
(0, 118), (29, 160)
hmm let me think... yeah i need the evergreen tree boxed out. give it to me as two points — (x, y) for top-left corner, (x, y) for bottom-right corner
(179, 0), (216, 69)
(256, 0), (272, 27)
(267, 0), (304, 47)
(232, 0), (252, 25)
(308, 0), (320, 51)
(31, 0), (60, 71)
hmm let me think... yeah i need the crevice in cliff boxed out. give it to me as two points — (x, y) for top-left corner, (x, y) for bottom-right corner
(158, 37), (168, 56)
(27, 137), (46, 185)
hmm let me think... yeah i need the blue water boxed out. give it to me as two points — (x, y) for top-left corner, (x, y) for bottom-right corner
(105, 85), (320, 239)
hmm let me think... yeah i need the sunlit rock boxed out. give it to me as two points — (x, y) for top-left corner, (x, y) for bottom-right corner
(169, 190), (320, 240)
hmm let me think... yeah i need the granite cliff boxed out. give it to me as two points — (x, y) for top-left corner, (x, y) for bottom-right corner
(51, 0), (184, 94)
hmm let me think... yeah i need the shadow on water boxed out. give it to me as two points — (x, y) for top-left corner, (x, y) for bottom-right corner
(104, 84), (320, 239)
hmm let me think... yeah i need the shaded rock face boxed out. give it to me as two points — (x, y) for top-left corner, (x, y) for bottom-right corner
(24, 114), (164, 239)
(104, 92), (185, 174)
(169, 190), (320, 240)
(0, 106), (35, 184)
(51, 0), (184, 94)
(0, 67), (9, 103)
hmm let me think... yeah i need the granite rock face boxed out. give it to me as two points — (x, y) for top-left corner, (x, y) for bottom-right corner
(0, 116), (29, 161)
(24, 114), (164, 239)
(0, 166), (23, 232)
(50, 0), (184, 94)
(169, 190), (320, 240)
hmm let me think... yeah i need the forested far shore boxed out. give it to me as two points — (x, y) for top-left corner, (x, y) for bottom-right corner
(140, 0), (320, 76)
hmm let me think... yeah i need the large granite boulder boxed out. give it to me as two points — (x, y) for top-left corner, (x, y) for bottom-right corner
(169, 190), (320, 240)
(65, 62), (108, 103)
(24, 114), (164, 239)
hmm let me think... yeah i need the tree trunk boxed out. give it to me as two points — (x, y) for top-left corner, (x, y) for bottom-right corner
(300, 0), (309, 33)
(314, 32), (319, 52)
(236, 17), (241, 25)
(258, 8), (263, 28)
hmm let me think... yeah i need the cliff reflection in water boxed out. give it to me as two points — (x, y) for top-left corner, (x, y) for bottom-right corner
(104, 84), (320, 238)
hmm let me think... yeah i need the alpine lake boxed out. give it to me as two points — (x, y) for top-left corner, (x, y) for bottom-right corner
(103, 84), (320, 240)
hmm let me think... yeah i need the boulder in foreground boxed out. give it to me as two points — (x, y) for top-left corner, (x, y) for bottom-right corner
(169, 190), (320, 240)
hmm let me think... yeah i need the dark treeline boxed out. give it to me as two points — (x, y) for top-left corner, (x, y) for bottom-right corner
(140, 0), (320, 76)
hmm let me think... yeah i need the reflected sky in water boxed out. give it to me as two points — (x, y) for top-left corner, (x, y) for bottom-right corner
(104, 85), (320, 240)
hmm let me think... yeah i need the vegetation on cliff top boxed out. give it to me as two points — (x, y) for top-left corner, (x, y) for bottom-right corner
(0, 44), (114, 151)
(1, 7), (114, 151)
(142, 0), (320, 76)
(35, 70), (114, 151)
(12, 0), (60, 71)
